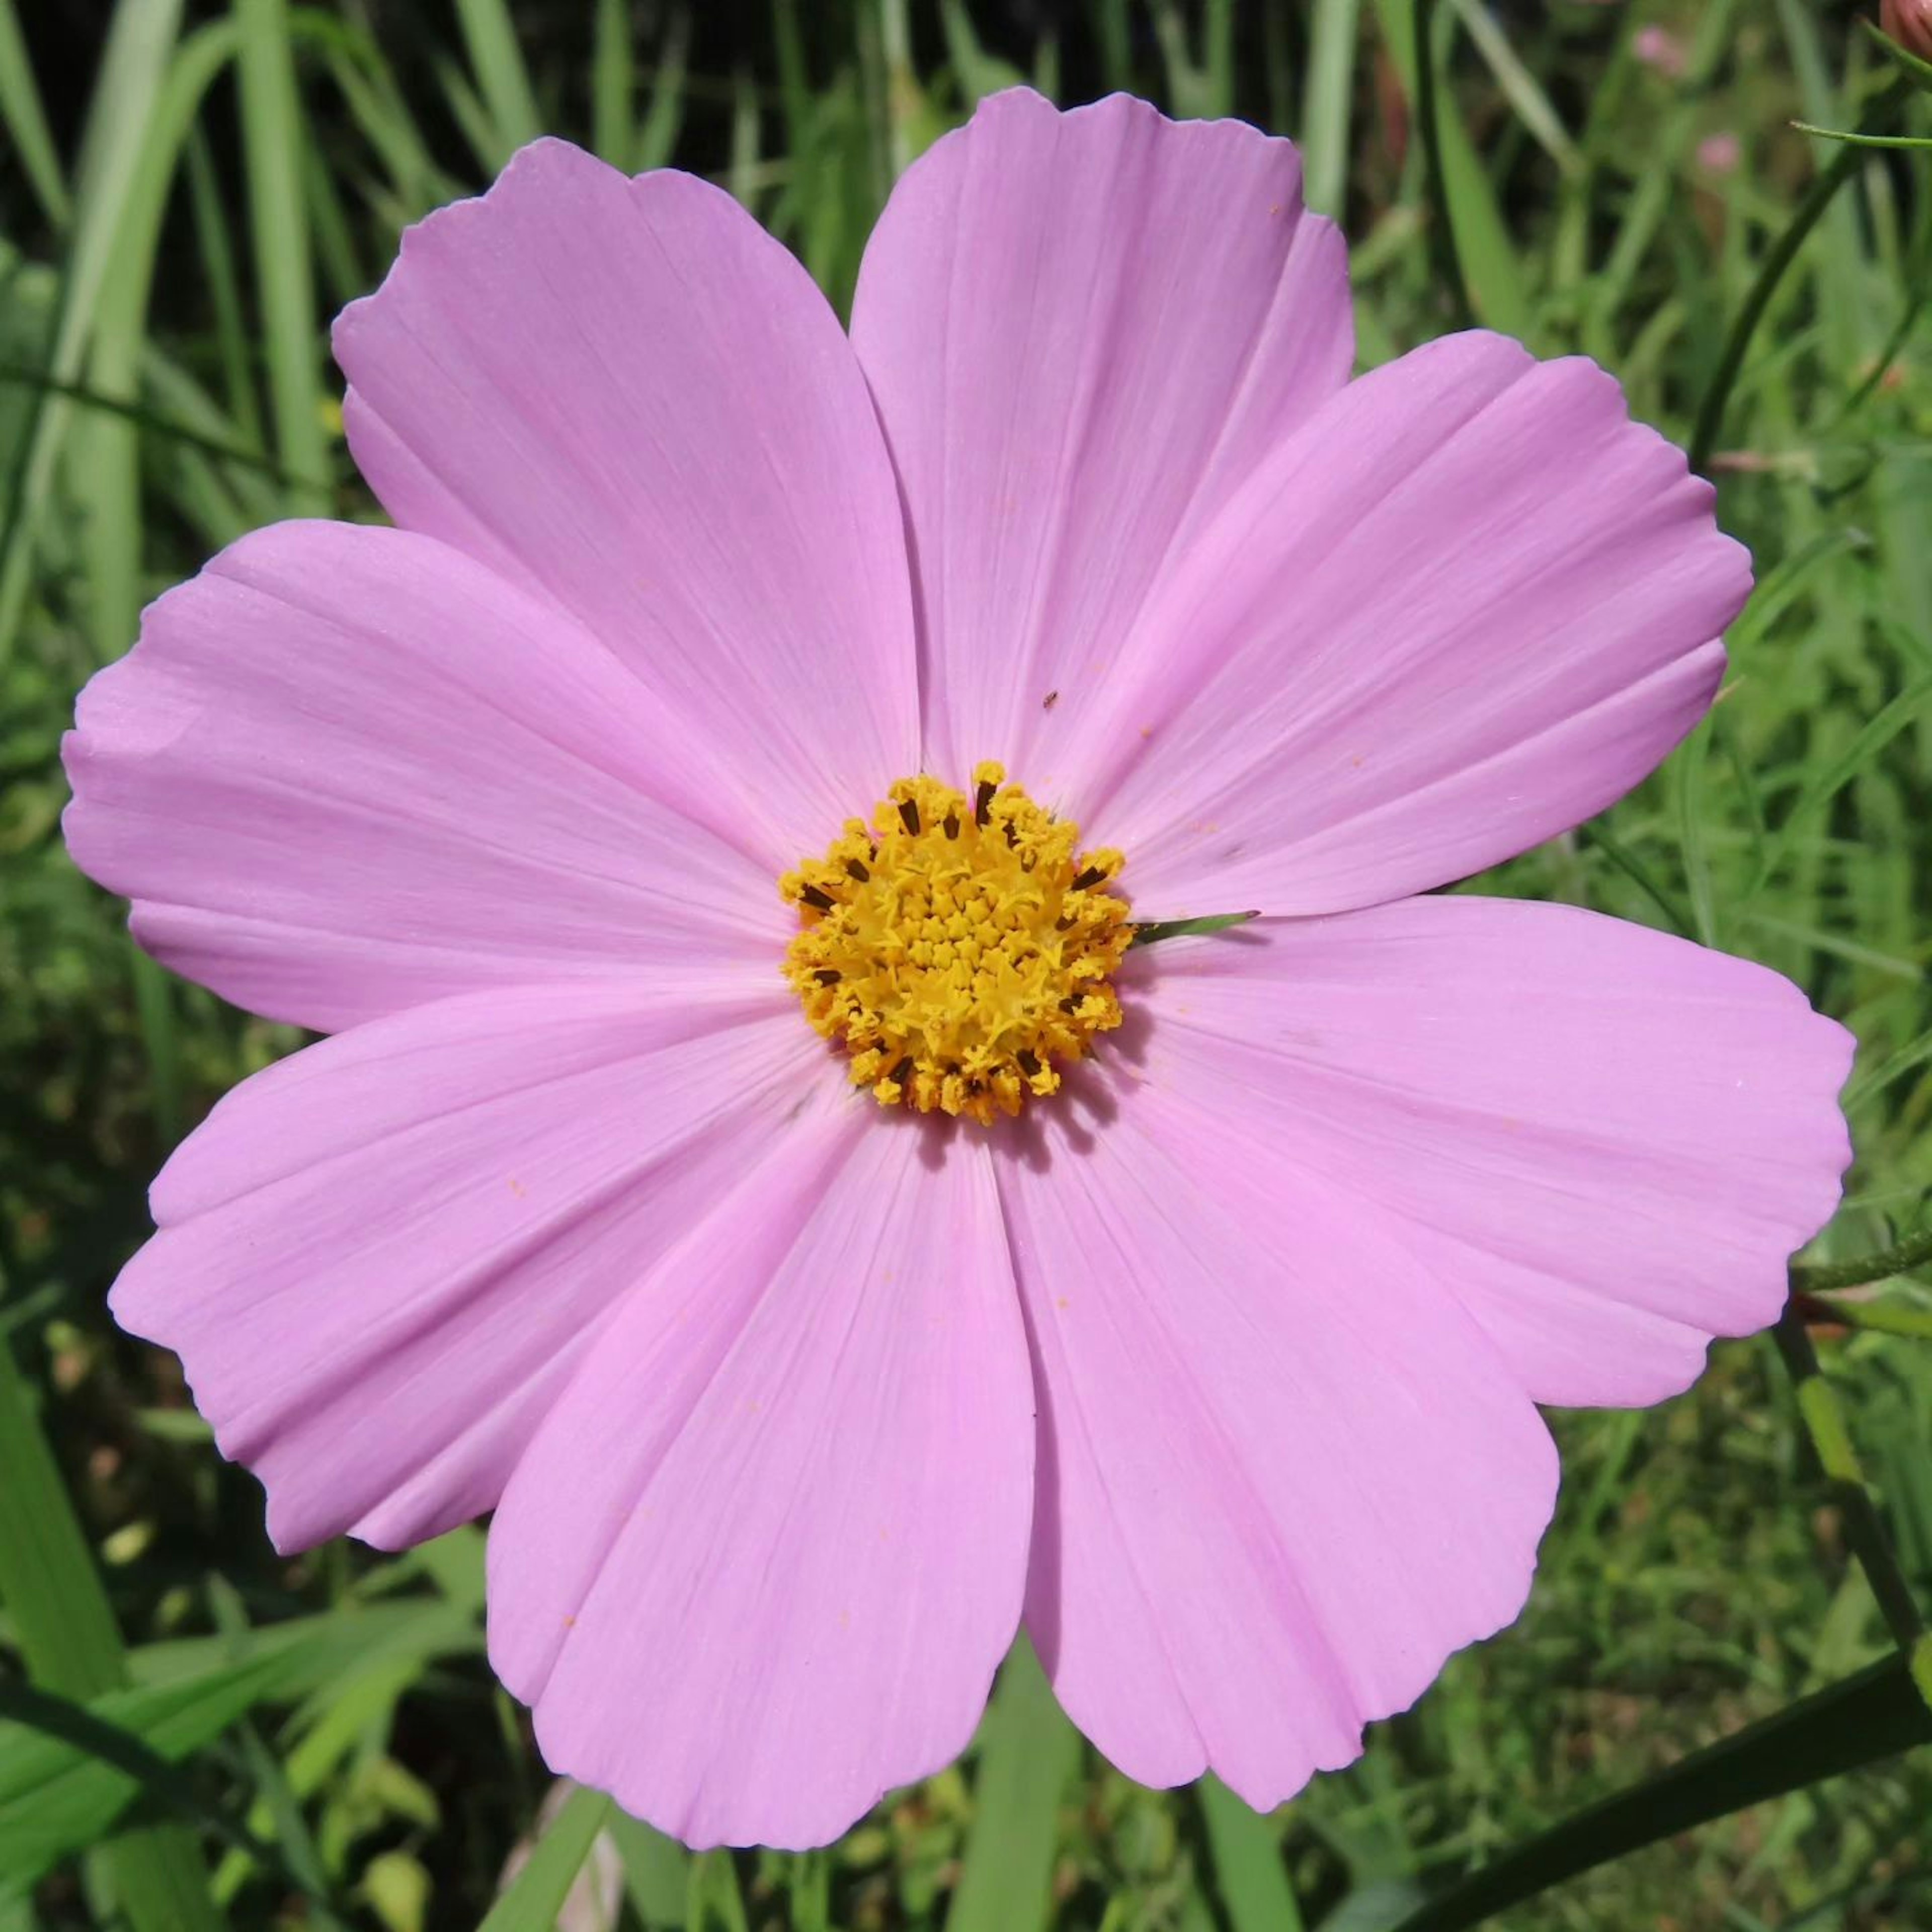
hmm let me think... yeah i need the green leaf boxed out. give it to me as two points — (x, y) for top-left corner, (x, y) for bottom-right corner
(477, 1783), (614, 1932)
(1391, 1657), (1932, 1932)
(945, 1639), (1081, 1932)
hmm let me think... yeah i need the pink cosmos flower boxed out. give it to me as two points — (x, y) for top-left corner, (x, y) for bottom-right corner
(64, 90), (1853, 1850)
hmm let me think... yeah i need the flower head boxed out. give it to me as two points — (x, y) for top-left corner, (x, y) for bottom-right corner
(1882, 0), (1932, 62)
(63, 91), (1853, 1850)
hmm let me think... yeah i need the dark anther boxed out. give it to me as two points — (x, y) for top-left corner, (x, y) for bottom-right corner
(899, 798), (921, 835)
(1060, 996), (1083, 1013)
(1004, 822), (1019, 847)
(845, 858), (870, 882)
(1055, 915), (1074, 931)
(1042, 690), (1059, 710)
(814, 969), (841, 985)
(1019, 848), (1037, 872)
(799, 884), (835, 912)
(974, 779), (996, 826)
(1070, 865), (1105, 892)
(943, 811), (960, 840)
(889, 1056), (915, 1086)
(1017, 1050), (1042, 1078)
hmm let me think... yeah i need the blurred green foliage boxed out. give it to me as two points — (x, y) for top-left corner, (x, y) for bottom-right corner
(3, 2), (1931, 1928)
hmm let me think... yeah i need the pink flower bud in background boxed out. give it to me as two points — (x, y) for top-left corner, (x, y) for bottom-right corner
(1697, 131), (1742, 175)
(1634, 25), (1688, 79)
(1882, 0), (1932, 61)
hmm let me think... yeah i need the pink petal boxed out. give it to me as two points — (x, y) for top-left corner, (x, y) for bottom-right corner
(850, 88), (1351, 786)
(334, 138), (917, 864)
(1071, 333), (1752, 916)
(487, 1123), (1034, 1849)
(63, 520), (782, 1032)
(111, 975), (818, 1552)
(1128, 896), (1853, 1404)
(997, 1055), (1558, 1807)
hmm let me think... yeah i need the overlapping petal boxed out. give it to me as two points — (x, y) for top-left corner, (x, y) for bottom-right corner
(1066, 333), (1752, 916)
(488, 1123), (1034, 1849)
(112, 975), (815, 1552)
(996, 1055), (1559, 1807)
(1122, 898), (1853, 1406)
(63, 521), (783, 1032)
(335, 137), (918, 864)
(851, 88), (1352, 785)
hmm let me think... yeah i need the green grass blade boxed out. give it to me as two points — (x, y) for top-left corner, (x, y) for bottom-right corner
(1199, 1777), (1307, 1932)
(0, 0), (70, 227)
(945, 1639), (1081, 1932)
(235, 0), (330, 516)
(1446, 0), (1580, 178)
(1302, 0), (1362, 217)
(685, 1848), (749, 1932)
(608, 1810), (689, 1928)
(1755, 664), (1932, 891)
(634, 5), (691, 173)
(477, 1784), (614, 1932)
(454, 0), (543, 162)
(0, 0), (185, 665)
(1391, 1657), (1932, 1932)
(1374, 0), (1530, 335)
(0, 1336), (220, 1931)
(592, 0), (634, 164)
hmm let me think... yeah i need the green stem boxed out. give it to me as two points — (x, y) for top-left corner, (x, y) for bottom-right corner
(1688, 77), (1910, 472)
(1412, 0), (1472, 326)
(1791, 1224), (1932, 1292)
(1772, 1302), (1932, 1709)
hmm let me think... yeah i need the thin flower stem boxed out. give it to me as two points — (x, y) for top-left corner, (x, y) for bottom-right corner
(1790, 1223), (1932, 1292)
(1771, 1301), (1932, 1712)
(1412, 0), (1473, 328)
(1688, 78), (1911, 473)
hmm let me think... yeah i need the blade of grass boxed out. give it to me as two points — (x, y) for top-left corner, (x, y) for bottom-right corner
(454, 0), (543, 162)
(592, 0), (634, 164)
(477, 1783), (613, 1932)
(945, 1639), (1081, 1932)
(1445, 0), (1580, 178)
(0, 1332), (220, 1931)
(1199, 1777), (1307, 1932)
(1302, 0), (1361, 217)
(634, 5), (692, 172)
(607, 1811), (689, 1929)
(1390, 1656), (1932, 1932)
(1376, 0), (1528, 334)
(0, 0), (70, 227)
(1690, 78), (1911, 470)
(0, 0), (186, 665)
(235, 0), (329, 516)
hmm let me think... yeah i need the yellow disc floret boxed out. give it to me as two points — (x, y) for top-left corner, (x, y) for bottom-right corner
(781, 763), (1132, 1124)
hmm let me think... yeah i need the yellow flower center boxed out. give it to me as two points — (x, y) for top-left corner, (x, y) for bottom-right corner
(781, 762), (1132, 1125)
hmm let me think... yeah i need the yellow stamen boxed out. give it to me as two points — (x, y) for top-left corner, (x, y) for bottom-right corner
(780, 763), (1132, 1124)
